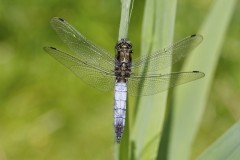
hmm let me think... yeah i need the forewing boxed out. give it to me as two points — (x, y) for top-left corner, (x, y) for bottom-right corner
(50, 17), (115, 71)
(44, 47), (116, 92)
(131, 34), (203, 75)
(127, 71), (205, 96)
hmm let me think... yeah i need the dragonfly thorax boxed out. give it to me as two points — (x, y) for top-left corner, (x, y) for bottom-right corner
(115, 39), (133, 82)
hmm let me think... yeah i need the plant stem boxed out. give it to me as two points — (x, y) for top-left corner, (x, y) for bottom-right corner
(118, 0), (133, 40)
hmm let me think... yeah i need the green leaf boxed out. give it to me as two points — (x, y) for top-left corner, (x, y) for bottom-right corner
(132, 0), (177, 159)
(168, 0), (237, 160)
(197, 122), (240, 160)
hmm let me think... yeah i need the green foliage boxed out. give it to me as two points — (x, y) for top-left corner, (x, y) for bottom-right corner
(197, 122), (240, 160)
(169, 0), (237, 160)
(132, 0), (177, 159)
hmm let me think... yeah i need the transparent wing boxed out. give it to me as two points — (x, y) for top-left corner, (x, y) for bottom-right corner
(131, 34), (203, 75)
(50, 17), (115, 71)
(127, 71), (205, 96)
(44, 46), (116, 92)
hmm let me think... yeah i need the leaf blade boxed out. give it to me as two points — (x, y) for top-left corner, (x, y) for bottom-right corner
(197, 122), (240, 160)
(132, 0), (177, 159)
(169, 0), (238, 160)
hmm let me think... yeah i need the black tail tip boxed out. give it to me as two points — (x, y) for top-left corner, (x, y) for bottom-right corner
(116, 137), (121, 143)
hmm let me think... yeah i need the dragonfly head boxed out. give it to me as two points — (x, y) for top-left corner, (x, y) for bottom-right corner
(115, 38), (133, 53)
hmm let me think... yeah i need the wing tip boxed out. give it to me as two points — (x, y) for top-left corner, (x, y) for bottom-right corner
(191, 34), (204, 41)
(192, 70), (199, 72)
(191, 34), (197, 37)
(51, 17), (65, 23)
(43, 46), (57, 52)
(49, 46), (57, 50)
(192, 70), (205, 77)
(43, 46), (48, 52)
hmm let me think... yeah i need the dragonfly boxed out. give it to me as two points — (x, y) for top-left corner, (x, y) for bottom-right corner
(44, 17), (205, 143)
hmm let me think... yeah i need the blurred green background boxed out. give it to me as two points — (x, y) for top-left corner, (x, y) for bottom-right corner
(0, 0), (239, 159)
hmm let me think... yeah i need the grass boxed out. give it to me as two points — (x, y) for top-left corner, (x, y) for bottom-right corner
(169, 0), (238, 159)
(132, 0), (177, 159)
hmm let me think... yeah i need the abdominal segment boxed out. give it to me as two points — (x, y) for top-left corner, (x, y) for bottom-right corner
(114, 82), (127, 143)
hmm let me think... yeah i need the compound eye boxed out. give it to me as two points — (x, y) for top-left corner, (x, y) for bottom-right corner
(128, 43), (132, 48)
